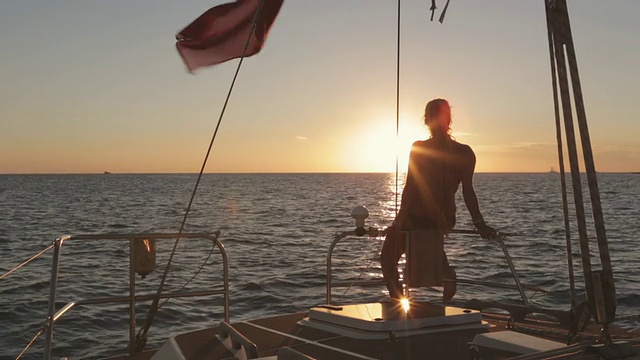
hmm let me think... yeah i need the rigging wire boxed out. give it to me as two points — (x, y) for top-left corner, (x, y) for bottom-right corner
(545, 10), (577, 305)
(548, 1), (602, 323)
(135, 0), (268, 351)
(342, 0), (402, 300)
(394, 0), (401, 216)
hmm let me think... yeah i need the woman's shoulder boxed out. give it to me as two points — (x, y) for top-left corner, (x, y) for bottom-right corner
(451, 140), (475, 156)
(410, 139), (429, 150)
(451, 139), (470, 149)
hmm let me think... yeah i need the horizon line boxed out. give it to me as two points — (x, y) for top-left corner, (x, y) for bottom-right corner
(1, 171), (637, 176)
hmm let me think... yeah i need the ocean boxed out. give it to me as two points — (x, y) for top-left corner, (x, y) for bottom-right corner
(0, 173), (638, 359)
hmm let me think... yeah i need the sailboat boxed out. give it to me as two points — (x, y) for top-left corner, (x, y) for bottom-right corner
(2, 1), (639, 359)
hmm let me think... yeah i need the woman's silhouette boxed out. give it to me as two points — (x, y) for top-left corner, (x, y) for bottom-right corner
(381, 98), (497, 301)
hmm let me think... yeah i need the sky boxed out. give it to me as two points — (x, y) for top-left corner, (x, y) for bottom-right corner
(0, 1), (638, 173)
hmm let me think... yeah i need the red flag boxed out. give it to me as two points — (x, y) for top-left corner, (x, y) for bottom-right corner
(176, 0), (283, 73)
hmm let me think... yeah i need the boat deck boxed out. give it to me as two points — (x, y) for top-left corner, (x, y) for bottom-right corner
(106, 309), (640, 360)
(114, 312), (488, 360)
(215, 312), (484, 359)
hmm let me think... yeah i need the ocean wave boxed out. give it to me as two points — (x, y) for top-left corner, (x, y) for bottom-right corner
(0, 173), (638, 359)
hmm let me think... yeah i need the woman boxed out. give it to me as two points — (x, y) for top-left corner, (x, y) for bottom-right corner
(381, 98), (497, 301)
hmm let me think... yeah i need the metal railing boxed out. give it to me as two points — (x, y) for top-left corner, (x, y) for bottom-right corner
(326, 227), (535, 306)
(3, 232), (229, 360)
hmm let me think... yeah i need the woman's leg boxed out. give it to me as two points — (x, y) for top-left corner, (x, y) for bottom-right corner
(443, 264), (457, 302)
(380, 227), (405, 298)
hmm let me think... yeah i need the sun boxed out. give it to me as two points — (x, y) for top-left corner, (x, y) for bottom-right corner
(346, 115), (426, 173)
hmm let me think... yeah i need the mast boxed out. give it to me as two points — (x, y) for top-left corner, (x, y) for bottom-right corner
(544, 0), (616, 333)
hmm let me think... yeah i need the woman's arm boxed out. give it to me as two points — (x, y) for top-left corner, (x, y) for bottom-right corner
(461, 147), (497, 239)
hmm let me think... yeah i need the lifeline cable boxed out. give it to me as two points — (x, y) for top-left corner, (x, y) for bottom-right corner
(1, 244), (54, 280)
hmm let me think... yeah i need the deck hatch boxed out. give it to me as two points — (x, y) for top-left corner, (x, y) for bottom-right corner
(307, 302), (481, 332)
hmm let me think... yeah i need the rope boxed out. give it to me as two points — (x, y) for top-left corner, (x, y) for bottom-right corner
(15, 328), (44, 360)
(548, 0), (616, 324)
(394, 0), (401, 216)
(545, 5), (576, 305)
(158, 235), (218, 308)
(438, 0), (451, 23)
(561, 0), (615, 311)
(1, 244), (54, 280)
(134, 0), (267, 351)
(340, 247), (381, 299)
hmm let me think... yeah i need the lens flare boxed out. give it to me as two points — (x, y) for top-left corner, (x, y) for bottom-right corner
(400, 297), (410, 313)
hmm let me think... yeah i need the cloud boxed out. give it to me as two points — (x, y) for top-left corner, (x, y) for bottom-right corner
(475, 142), (554, 153)
(451, 131), (477, 137)
(295, 135), (308, 140)
(597, 144), (640, 158)
(510, 141), (553, 148)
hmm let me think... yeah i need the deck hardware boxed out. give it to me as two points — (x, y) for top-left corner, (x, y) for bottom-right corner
(30, 232), (229, 359)
(351, 205), (369, 236)
(133, 238), (156, 278)
(219, 322), (259, 358)
(327, 213), (534, 306)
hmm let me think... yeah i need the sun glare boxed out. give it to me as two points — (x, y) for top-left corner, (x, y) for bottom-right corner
(348, 115), (426, 173)
(400, 297), (411, 313)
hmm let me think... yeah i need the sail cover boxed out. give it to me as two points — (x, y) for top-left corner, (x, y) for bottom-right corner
(176, 0), (283, 72)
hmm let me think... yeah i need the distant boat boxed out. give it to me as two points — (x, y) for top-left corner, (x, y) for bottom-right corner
(104, 171), (112, 175)
(4, 3), (636, 360)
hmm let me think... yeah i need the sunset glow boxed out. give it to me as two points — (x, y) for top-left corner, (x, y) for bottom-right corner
(0, 1), (638, 174)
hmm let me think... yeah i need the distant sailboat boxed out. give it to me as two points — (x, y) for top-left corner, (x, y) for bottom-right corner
(104, 171), (112, 175)
(549, 167), (558, 173)
(3, 2), (636, 359)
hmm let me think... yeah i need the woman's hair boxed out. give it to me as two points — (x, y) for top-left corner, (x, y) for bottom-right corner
(424, 98), (452, 137)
